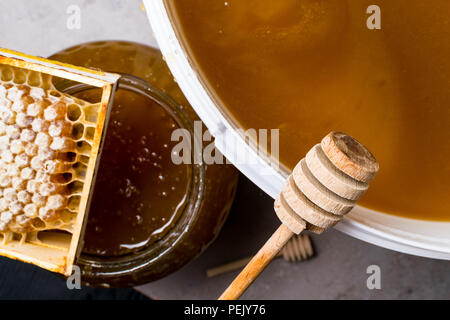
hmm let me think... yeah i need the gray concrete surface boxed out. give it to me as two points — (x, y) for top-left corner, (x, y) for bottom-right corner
(1, 0), (449, 300)
(0, 0), (157, 56)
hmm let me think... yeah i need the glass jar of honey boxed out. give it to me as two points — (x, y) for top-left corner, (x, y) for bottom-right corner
(49, 41), (239, 287)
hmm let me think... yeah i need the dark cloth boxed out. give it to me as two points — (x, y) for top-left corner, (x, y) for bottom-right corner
(0, 256), (148, 300)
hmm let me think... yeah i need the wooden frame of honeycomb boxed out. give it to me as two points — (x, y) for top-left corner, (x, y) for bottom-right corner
(0, 48), (120, 276)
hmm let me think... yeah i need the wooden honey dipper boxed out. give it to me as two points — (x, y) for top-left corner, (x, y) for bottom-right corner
(219, 132), (379, 300)
(207, 234), (314, 278)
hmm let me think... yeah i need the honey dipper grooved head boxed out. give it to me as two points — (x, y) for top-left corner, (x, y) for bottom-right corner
(321, 132), (379, 183)
(274, 132), (379, 234)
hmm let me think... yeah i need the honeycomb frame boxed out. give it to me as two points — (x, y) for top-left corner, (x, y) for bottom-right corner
(0, 48), (120, 276)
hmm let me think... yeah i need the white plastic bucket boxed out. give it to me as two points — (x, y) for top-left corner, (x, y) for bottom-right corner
(144, 0), (450, 260)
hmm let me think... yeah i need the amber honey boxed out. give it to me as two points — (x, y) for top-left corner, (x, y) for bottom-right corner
(75, 87), (190, 256)
(168, 0), (450, 221)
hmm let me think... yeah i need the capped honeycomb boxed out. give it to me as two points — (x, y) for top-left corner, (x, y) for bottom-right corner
(0, 48), (119, 276)
(0, 64), (100, 245)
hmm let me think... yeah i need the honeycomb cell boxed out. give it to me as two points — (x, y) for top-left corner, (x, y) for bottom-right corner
(71, 123), (84, 140)
(27, 73), (42, 89)
(67, 104), (82, 121)
(14, 153), (30, 168)
(24, 203), (38, 218)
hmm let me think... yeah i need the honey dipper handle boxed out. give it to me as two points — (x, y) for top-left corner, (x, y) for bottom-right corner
(207, 257), (253, 278)
(218, 224), (296, 300)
